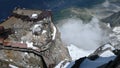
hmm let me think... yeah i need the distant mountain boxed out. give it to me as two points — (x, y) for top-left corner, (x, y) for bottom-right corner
(0, 0), (105, 22)
(101, 11), (120, 27)
(109, 0), (120, 3)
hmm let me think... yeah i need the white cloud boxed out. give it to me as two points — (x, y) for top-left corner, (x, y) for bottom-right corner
(57, 17), (108, 50)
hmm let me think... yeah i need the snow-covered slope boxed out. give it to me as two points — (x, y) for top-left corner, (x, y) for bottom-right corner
(67, 44), (93, 60)
(68, 44), (116, 68)
(55, 44), (116, 68)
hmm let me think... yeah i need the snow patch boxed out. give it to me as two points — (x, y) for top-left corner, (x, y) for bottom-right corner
(26, 41), (38, 49)
(107, 23), (111, 28)
(113, 27), (120, 33)
(24, 52), (28, 55)
(55, 59), (70, 68)
(42, 30), (47, 34)
(32, 24), (42, 33)
(100, 50), (115, 57)
(31, 14), (38, 19)
(52, 24), (57, 40)
(9, 64), (18, 68)
(10, 59), (13, 62)
(67, 44), (93, 60)
(102, 44), (115, 51)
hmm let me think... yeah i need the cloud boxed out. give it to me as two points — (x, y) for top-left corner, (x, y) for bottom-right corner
(57, 17), (108, 50)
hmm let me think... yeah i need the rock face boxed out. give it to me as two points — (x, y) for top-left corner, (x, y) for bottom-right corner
(0, 8), (71, 68)
(101, 11), (120, 27)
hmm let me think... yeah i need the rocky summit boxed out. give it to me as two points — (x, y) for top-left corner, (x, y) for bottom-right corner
(0, 8), (71, 68)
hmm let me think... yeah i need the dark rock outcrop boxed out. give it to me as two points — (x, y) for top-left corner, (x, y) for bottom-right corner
(101, 11), (120, 27)
(71, 57), (86, 68)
